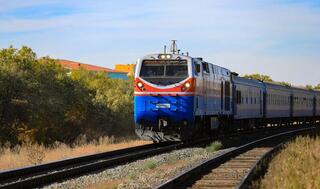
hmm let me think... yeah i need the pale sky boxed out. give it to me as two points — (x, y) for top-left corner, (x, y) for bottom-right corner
(0, 0), (319, 86)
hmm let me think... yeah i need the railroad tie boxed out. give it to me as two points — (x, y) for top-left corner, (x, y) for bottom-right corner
(189, 147), (272, 189)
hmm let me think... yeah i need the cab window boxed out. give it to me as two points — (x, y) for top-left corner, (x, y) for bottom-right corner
(202, 62), (209, 74)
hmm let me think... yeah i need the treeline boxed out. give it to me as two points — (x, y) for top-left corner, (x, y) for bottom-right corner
(0, 46), (134, 146)
(243, 73), (320, 89)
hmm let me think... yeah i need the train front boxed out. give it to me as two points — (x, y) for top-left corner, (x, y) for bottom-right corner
(134, 53), (195, 142)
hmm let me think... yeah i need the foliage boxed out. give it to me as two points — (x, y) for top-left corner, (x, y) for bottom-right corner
(243, 73), (320, 90)
(305, 84), (314, 90)
(0, 46), (134, 146)
(206, 141), (223, 152)
(243, 74), (273, 82)
(305, 84), (320, 90)
(243, 74), (297, 87)
(143, 159), (157, 170)
(277, 81), (291, 87)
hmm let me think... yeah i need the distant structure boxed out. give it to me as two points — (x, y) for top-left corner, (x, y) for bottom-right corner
(115, 64), (136, 76)
(56, 59), (128, 79)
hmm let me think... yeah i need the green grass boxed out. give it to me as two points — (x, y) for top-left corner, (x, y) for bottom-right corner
(143, 159), (157, 170)
(128, 172), (137, 180)
(206, 141), (223, 153)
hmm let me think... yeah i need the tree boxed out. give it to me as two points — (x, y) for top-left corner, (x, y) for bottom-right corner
(314, 84), (320, 90)
(305, 85), (314, 90)
(277, 81), (291, 87)
(243, 74), (273, 82)
(0, 46), (135, 146)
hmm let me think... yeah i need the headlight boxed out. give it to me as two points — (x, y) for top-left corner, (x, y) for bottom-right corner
(158, 54), (172, 59)
(137, 82), (144, 88)
(181, 82), (192, 91)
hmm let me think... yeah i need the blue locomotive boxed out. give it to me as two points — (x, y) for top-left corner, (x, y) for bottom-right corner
(134, 45), (320, 142)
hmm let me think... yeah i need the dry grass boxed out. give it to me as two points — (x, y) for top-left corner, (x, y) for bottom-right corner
(259, 136), (320, 189)
(0, 136), (151, 171)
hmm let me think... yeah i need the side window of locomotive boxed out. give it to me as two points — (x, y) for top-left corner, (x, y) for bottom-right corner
(210, 64), (214, 74)
(202, 62), (209, 74)
(195, 63), (201, 76)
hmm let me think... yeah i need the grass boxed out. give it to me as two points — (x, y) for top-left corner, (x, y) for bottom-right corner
(206, 140), (223, 153)
(142, 159), (157, 170)
(128, 172), (138, 180)
(0, 136), (151, 171)
(258, 135), (320, 189)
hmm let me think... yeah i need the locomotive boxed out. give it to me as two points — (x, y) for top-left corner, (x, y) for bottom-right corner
(134, 43), (320, 142)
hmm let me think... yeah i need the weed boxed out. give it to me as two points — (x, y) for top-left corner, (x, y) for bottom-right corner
(259, 136), (320, 189)
(25, 142), (45, 165)
(0, 139), (150, 171)
(206, 141), (223, 153)
(143, 160), (157, 170)
(128, 172), (137, 180)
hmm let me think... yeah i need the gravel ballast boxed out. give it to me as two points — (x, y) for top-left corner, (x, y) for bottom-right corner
(42, 146), (233, 189)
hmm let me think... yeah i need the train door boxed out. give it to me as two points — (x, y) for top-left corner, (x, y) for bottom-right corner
(313, 96), (316, 116)
(194, 59), (203, 115)
(224, 81), (231, 111)
(233, 85), (237, 115)
(290, 94), (293, 117)
(202, 62), (210, 115)
(260, 90), (263, 115)
(221, 81), (224, 112)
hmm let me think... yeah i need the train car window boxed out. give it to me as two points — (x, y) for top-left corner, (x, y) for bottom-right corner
(236, 91), (239, 104)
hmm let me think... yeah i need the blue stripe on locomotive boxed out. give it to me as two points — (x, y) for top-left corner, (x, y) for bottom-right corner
(134, 95), (195, 125)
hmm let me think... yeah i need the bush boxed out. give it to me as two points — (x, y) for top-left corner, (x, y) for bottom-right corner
(143, 160), (157, 170)
(206, 141), (223, 152)
(0, 46), (135, 146)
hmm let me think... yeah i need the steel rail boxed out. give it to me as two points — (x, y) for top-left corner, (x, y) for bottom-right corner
(236, 127), (320, 189)
(0, 142), (180, 189)
(0, 125), (313, 189)
(154, 127), (317, 189)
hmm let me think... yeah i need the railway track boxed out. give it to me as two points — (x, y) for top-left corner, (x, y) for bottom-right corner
(0, 125), (314, 189)
(155, 126), (317, 189)
(0, 142), (184, 189)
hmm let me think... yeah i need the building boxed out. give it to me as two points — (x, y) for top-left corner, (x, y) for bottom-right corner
(115, 64), (136, 76)
(57, 59), (128, 79)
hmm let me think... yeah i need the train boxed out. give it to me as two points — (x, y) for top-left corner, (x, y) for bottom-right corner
(134, 47), (320, 142)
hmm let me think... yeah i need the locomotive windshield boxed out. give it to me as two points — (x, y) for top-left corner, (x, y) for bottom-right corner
(140, 60), (188, 85)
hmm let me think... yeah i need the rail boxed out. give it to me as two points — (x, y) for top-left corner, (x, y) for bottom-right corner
(155, 127), (317, 189)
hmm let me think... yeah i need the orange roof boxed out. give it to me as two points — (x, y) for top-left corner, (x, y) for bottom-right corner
(57, 59), (126, 73)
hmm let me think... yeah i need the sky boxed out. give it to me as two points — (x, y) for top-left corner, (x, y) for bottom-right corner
(0, 0), (319, 86)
